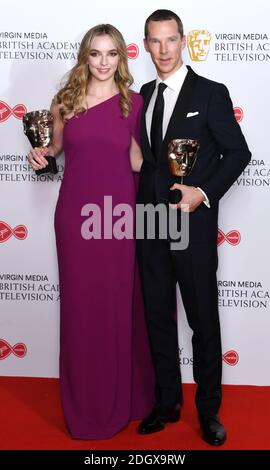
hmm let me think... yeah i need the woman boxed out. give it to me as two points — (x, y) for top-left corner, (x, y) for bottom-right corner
(28, 24), (154, 440)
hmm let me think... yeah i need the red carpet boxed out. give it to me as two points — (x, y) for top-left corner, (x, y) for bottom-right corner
(0, 377), (269, 450)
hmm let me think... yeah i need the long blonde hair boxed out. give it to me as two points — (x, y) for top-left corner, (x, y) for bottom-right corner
(55, 24), (134, 122)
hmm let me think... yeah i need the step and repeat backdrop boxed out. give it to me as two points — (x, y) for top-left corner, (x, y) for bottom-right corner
(1, 0), (269, 384)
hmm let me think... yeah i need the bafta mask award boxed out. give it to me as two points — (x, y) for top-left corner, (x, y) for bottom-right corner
(168, 139), (200, 204)
(23, 110), (58, 176)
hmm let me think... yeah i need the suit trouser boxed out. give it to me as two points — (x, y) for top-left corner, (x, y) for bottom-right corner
(137, 237), (222, 417)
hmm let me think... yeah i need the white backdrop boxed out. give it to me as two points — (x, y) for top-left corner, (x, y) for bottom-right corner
(1, 0), (269, 384)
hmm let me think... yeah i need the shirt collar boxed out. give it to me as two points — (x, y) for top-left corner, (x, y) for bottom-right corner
(156, 64), (188, 92)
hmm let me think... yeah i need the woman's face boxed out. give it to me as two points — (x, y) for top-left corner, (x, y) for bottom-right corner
(87, 34), (119, 83)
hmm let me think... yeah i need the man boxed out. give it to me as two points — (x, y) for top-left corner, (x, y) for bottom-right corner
(137, 9), (251, 446)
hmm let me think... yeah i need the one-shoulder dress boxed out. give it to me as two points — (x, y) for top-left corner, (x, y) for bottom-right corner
(54, 93), (154, 439)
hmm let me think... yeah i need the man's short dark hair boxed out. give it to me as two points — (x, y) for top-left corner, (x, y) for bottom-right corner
(144, 9), (184, 39)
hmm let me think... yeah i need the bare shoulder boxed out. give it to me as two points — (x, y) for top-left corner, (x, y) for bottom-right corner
(50, 96), (63, 121)
(50, 96), (62, 117)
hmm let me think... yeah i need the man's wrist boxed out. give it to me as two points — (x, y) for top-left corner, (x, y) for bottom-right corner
(197, 187), (210, 208)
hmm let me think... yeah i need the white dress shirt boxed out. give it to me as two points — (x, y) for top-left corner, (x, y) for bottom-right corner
(146, 64), (188, 141)
(146, 64), (210, 207)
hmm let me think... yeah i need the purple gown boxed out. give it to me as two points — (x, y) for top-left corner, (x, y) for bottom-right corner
(54, 92), (154, 439)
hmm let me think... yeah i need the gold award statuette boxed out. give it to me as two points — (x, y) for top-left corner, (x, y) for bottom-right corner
(23, 109), (58, 175)
(168, 139), (200, 204)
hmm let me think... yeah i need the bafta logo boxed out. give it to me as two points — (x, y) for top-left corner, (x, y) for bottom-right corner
(187, 30), (211, 62)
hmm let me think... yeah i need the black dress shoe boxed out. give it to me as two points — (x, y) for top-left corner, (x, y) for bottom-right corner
(199, 414), (226, 446)
(138, 405), (181, 435)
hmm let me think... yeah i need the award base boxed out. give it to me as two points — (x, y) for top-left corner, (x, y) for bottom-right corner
(35, 156), (58, 176)
(169, 188), (182, 204)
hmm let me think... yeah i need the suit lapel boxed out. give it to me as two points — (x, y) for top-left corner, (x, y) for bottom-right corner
(141, 81), (156, 165)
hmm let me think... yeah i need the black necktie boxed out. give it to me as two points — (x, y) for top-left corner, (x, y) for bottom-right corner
(150, 82), (167, 159)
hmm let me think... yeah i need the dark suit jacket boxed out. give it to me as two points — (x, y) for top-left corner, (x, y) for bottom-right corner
(138, 66), (251, 243)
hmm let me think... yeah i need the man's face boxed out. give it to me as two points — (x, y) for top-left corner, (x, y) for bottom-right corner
(144, 19), (186, 80)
